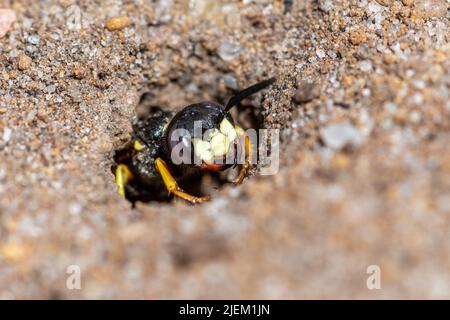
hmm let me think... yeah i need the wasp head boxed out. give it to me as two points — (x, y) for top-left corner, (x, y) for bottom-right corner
(164, 77), (275, 172)
(165, 101), (240, 171)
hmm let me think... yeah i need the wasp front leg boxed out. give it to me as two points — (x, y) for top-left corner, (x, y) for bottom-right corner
(155, 157), (211, 204)
(233, 127), (253, 185)
(115, 164), (134, 197)
(115, 140), (145, 197)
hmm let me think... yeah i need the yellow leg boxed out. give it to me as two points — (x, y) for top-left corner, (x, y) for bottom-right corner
(155, 158), (211, 204)
(233, 128), (252, 185)
(115, 164), (134, 197)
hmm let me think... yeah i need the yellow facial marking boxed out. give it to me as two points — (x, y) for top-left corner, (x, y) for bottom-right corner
(210, 133), (228, 156)
(206, 128), (220, 140)
(220, 119), (237, 142)
(192, 120), (239, 162)
(220, 118), (234, 135)
(193, 138), (213, 161)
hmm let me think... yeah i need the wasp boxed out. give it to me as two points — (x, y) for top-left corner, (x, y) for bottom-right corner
(114, 77), (275, 204)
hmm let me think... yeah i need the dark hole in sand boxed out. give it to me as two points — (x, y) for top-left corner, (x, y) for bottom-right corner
(111, 86), (264, 205)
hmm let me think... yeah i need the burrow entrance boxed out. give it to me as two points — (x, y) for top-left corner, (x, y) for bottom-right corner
(111, 82), (268, 205)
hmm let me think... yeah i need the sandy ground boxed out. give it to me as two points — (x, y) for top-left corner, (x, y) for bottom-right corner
(0, 0), (449, 299)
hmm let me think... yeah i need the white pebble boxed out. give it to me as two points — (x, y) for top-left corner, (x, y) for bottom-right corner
(0, 9), (16, 38)
(412, 93), (424, 105)
(308, 56), (317, 64)
(27, 34), (40, 45)
(358, 60), (372, 72)
(2, 127), (12, 143)
(218, 39), (241, 62)
(367, 1), (383, 15)
(69, 202), (82, 216)
(320, 123), (363, 150)
(316, 49), (326, 58)
(384, 102), (398, 114)
(46, 84), (56, 94)
(327, 50), (337, 59)
(319, 0), (334, 12)
(410, 111), (422, 123)
(224, 73), (238, 90)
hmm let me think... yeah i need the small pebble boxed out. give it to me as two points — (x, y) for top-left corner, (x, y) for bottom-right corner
(358, 60), (373, 72)
(17, 53), (32, 70)
(409, 111), (422, 123)
(72, 67), (85, 79)
(36, 108), (47, 121)
(69, 202), (82, 216)
(3, 127), (12, 143)
(0, 9), (16, 38)
(105, 15), (132, 31)
(327, 50), (337, 59)
(316, 49), (326, 58)
(383, 52), (396, 64)
(46, 85), (56, 94)
(224, 74), (238, 90)
(294, 81), (320, 103)
(320, 123), (363, 150)
(384, 102), (398, 114)
(412, 93), (423, 105)
(318, 0), (334, 12)
(362, 88), (371, 97)
(349, 30), (366, 45)
(218, 39), (241, 62)
(27, 34), (40, 45)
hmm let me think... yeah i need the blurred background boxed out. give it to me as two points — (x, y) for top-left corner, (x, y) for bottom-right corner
(0, 0), (449, 298)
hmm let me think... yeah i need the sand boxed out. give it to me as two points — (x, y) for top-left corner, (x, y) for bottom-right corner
(0, 0), (449, 299)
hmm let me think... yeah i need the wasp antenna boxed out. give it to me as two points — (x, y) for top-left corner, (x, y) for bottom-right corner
(225, 77), (276, 111)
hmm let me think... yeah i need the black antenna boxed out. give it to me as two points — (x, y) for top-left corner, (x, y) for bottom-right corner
(225, 77), (276, 111)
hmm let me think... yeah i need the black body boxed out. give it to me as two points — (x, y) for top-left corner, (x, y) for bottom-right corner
(131, 108), (172, 181)
(114, 108), (172, 202)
